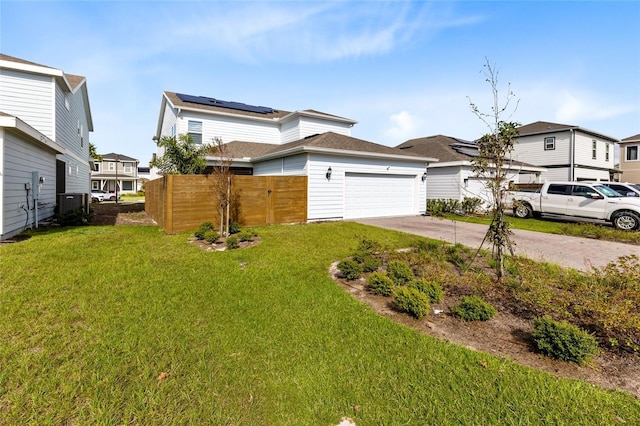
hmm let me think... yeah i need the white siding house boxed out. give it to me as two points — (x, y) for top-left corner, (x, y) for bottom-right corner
(396, 135), (546, 210)
(512, 121), (619, 181)
(0, 54), (93, 240)
(251, 133), (433, 221)
(153, 92), (436, 220)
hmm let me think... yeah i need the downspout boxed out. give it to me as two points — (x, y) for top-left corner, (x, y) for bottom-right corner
(569, 128), (575, 181)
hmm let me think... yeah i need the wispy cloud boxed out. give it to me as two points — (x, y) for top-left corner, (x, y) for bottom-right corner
(165, 1), (482, 63)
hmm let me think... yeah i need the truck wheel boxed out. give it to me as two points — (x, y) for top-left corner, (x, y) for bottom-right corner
(612, 211), (640, 231)
(513, 203), (532, 219)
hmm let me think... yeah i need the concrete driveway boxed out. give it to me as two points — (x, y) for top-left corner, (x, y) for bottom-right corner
(354, 215), (639, 271)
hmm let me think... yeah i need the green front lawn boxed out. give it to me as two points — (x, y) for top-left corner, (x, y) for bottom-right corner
(1, 224), (638, 424)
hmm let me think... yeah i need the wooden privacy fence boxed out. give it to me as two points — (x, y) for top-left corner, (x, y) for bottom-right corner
(145, 175), (308, 234)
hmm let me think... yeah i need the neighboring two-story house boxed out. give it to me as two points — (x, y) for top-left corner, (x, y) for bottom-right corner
(0, 54), (93, 240)
(511, 121), (619, 182)
(619, 134), (640, 184)
(153, 92), (437, 220)
(91, 153), (140, 197)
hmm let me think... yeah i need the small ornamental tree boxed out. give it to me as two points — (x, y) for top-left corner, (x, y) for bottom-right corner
(468, 59), (520, 278)
(150, 134), (210, 175)
(209, 137), (234, 236)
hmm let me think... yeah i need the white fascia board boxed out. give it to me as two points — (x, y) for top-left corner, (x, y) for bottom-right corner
(427, 160), (472, 168)
(279, 110), (358, 126)
(428, 160), (546, 173)
(155, 94), (170, 138)
(206, 155), (254, 166)
(253, 145), (438, 164)
(0, 115), (66, 154)
(0, 58), (73, 92)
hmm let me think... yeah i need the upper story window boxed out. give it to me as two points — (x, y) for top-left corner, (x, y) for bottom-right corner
(93, 163), (100, 172)
(605, 143), (610, 161)
(592, 140), (597, 160)
(108, 162), (115, 171)
(626, 145), (639, 161)
(124, 162), (133, 173)
(188, 120), (203, 144)
(544, 137), (555, 150)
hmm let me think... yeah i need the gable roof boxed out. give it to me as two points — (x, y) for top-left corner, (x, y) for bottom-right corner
(101, 153), (138, 162)
(396, 135), (475, 162)
(161, 91), (357, 126)
(517, 121), (619, 142)
(621, 133), (640, 143)
(252, 132), (437, 163)
(395, 134), (544, 171)
(0, 53), (93, 131)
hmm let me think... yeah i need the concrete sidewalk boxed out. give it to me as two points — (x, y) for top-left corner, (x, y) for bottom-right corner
(354, 215), (639, 271)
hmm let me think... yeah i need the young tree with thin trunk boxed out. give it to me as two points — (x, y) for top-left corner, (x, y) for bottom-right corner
(468, 59), (520, 278)
(209, 137), (233, 236)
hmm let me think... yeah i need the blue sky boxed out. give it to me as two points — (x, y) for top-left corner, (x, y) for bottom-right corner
(2, 1), (639, 166)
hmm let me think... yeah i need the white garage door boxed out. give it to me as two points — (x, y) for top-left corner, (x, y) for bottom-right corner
(344, 173), (416, 219)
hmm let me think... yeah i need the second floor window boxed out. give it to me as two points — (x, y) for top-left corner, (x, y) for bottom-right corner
(124, 162), (132, 173)
(109, 162), (115, 171)
(188, 120), (203, 144)
(93, 163), (100, 172)
(544, 137), (555, 150)
(605, 144), (610, 162)
(627, 145), (639, 161)
(592, 140), (597, 160)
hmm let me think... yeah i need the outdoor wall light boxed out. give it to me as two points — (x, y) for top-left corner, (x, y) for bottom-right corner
(326, 167), (332, 180)
(422, 171), (428, 182)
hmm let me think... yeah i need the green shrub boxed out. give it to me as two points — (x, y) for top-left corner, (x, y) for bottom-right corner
(461, 197), (484, 215)
(56, 208), (93, 226)
(387, 260), (414, 285)
(367, 273), (395, 296)
(451, 295), (497, 321)
(238, 231), (255, 242)
(359, 254), (381, 272)
(225, 235), (239, 250)
(229, 221), (241, 234)
(203, 230), (220, 244)
(532, 317), (599, 364)
(427, 199), (461, 217)
(337, 260), (363, 280)
(409, 279), (444, 303)
(394, 286), (430, 319)
(195, 221), (215, 240)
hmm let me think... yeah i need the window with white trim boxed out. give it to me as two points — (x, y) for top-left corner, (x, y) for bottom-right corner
(592, 140), (597, 160)
(605, 144), (610, 161)
(92, 181), (100, 190)
(627, 145), (639, 161)
(544, 137), (555, 150)
(109, 162), (115, 171)
(122, 181), (133, 191)
(124, 162), (133, 173)
(188, 120), (203, 144)
(93, 163), (100, 172)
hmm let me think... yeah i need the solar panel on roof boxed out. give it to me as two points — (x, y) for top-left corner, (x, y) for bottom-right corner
(176, 93), (275, 114)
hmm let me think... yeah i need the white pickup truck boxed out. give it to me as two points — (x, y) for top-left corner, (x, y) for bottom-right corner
(505, 181), (640, 231)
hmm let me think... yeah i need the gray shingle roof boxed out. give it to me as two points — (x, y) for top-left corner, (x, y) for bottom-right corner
(260, 132), (431, 159)
(621, 133), (640, 142)
(102, 153), (138, 162)
(517, 121), (619, 142)
(396, 135), (474, 162)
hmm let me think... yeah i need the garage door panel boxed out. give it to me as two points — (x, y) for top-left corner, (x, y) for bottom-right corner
(344, 173), (415, 219)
